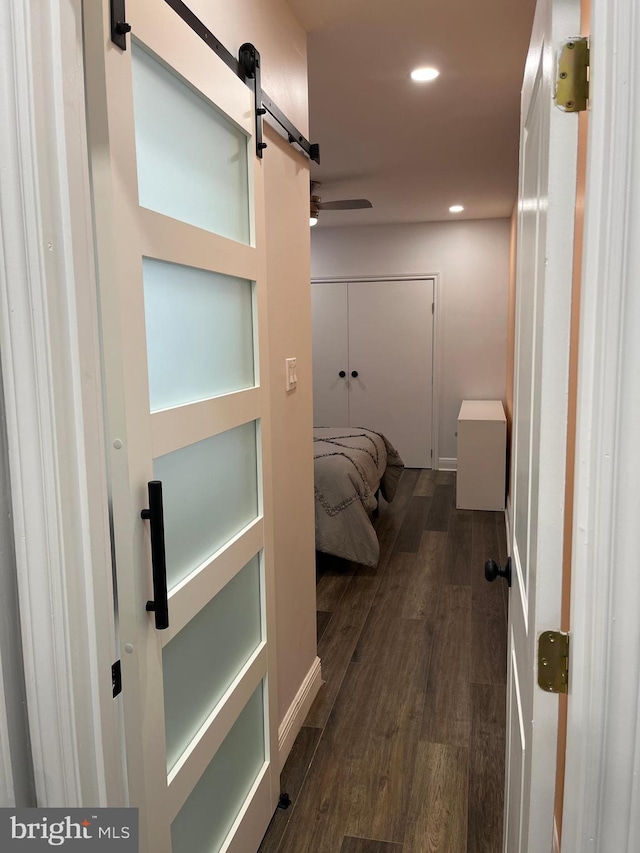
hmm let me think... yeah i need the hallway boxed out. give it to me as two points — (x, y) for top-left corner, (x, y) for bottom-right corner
(260, 470), (508, 852)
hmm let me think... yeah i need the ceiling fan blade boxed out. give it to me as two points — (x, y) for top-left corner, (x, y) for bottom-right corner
(317, 199), (373, 210)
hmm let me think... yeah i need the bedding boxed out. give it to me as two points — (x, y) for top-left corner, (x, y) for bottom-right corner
(313, 427), (404, 566)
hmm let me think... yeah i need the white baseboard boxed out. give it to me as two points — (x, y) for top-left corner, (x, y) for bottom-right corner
(438, 457), (457, 471)
(553, 816), (560, 853)
(278, 656), (323, 771)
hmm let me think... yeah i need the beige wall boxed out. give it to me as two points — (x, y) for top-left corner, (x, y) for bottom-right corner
(504, 207), (517, 486)
(505, 207), (517, 428)
(263, 125), (317, 724)
(190, 0), (318, 725)
(311, 219), (511, 465)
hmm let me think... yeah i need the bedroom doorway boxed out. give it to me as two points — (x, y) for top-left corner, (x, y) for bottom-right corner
(311, 277), (436, 468)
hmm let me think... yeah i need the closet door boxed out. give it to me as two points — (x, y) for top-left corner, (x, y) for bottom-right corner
(311, 283), (349, 425)
(348, 280), (434, 468)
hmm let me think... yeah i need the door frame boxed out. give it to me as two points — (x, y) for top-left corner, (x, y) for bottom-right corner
(504, 0), (584, 844)
(311, 274), (441, 468)
(562, 0), (640, 847)
(0, 0), (125, 806)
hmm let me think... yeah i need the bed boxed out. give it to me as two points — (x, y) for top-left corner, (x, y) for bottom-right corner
(313, 427), (404, 567)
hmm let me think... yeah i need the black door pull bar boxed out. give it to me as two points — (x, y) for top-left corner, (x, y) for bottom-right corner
(141, 480), (170, 630)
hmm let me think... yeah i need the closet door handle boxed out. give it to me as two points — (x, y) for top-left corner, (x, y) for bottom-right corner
(351, 370), (359, 378)
(141, 480), (169, 630)
(338, 370), (346, 378)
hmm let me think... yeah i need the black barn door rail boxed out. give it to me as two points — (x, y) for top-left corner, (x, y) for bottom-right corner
(110, 0), (320, 164)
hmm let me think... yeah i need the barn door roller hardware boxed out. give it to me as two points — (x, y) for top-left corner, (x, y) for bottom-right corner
(555, 37), (589, 112)
(239, 44), (266, 157)
(110, 0), (131, 50)
(110, 0), (320, 164)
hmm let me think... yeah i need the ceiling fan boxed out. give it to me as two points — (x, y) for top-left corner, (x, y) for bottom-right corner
(310, 180), (372, 226)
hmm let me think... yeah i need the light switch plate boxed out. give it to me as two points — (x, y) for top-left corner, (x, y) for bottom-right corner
(285, 357), (297, 391)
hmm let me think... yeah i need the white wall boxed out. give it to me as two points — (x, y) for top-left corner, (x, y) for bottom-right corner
(189, 0), (318, 728)
(311, 219), (510, 465)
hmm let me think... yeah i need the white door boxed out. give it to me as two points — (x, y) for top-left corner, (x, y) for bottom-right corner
(311, 279), (434, 467)
(348, 280), (433, 468)
(503, 0), (581, 849)
(85, 3), (278, 851)
(311, 283), (349, 426)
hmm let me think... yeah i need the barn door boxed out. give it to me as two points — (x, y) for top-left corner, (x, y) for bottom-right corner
(84, 3), (278, 851)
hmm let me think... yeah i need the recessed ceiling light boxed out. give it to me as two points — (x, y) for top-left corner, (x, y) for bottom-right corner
(411, 67), (440, 82)
(449, 205), (464, 213)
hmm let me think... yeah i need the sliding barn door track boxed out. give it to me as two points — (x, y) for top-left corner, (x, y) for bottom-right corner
(110, 0), (320, 163)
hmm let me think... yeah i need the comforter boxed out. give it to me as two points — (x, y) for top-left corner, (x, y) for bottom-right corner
(313, 427), (404, 566)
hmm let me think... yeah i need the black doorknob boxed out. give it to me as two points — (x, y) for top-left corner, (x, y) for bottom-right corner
(485, 556), (512, 587)
(338, 370), (346, 378)
(351, 370), (359, 378)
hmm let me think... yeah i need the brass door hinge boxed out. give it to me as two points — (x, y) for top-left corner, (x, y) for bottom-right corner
(538, 631), (569, 693)
(555, 37), (589, 112)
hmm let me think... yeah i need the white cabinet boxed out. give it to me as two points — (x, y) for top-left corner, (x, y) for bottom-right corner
(311, 279), (434, 468)
(456, 400), (506, 510)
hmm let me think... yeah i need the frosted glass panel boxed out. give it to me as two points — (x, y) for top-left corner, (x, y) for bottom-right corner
(131, 43), (250, 243)
(171, 683), (265, 853)
(143, 258), (254, 412)
(154, 422), (258, 589)
(163, 555), (262, 771)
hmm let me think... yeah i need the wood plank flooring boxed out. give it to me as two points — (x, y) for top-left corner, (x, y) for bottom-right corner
(259, 470), (508, 853)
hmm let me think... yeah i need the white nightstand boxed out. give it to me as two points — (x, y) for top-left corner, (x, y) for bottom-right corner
(456, 400), (506, 511)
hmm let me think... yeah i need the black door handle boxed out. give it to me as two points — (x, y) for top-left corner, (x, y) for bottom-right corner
(485, 557), (512, 587)
(338, 370), (346, 378)
(141, 480), (169, 629)
(351, 370), (359, 378)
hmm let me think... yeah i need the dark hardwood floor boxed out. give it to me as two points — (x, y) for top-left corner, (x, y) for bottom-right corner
(259, 470), (508, 853)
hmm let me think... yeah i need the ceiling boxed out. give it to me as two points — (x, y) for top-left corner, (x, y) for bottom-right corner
(287, 0), (536, 227)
